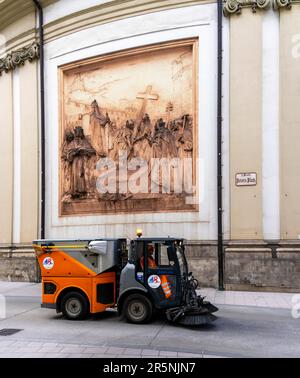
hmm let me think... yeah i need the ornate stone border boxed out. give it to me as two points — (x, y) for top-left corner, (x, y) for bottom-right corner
(0, 41), (39, 76)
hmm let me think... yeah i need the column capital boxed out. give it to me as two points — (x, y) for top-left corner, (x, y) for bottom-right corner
(223, 0), (271, 16)
(273, 0), (300, 10)
(0, 42), (39, 76)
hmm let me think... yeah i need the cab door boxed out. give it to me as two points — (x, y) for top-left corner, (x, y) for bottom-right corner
(143, 241), (181, 309)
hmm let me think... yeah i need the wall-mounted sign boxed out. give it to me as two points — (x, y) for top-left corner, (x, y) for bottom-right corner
(235, 172), (257, 187)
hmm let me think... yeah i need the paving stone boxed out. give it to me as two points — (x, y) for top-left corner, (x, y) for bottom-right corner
(203, 354), (227, 358)
(0, 341), (17, 347)
(19, 353), (47, 358)
(66, 353), (93, 358)
(91, 354), (118, 358)
(123, 348), (142, 355)
(141, 349), (159, 356)
(61, 347), (85, 354)
(106, 347), (125, 354)
(178, 352), (203, 358)
(83, 347), (108, 354)
(121, 355), (143, 358)
(43, 353), (69, 358)
(39, 346), (64, 353)
(159, 350), (178, 357)
(27, 342), (44, 347)
(41, 342), (58, 347)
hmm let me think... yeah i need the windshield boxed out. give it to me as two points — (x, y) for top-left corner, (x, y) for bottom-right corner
(176, 245), (188, 278)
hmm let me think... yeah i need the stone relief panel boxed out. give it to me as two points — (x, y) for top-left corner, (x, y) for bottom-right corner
(59, 40), (198, 215)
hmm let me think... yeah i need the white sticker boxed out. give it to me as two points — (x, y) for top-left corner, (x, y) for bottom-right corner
(148, 275), (161, 289)
(43, 257), (54, 270)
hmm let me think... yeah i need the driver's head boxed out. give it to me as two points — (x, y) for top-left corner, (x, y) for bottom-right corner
(147, 245), (154, 256)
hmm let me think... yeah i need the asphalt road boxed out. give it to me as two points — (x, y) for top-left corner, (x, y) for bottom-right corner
(0, 293), (299, 358)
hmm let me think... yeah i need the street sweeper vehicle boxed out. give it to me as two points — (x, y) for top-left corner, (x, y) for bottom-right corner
(33, 234), (218, 326)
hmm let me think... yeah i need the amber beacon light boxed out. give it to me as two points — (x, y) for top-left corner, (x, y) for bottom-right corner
(136, 229), (143, 238)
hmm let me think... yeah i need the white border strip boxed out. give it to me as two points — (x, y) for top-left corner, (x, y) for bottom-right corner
(222, 16), (230, 240)
(262, 11), (280, 240)
(12, 67), (21, 244)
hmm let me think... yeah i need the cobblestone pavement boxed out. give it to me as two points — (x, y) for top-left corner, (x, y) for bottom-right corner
(0, 340), (219, 358)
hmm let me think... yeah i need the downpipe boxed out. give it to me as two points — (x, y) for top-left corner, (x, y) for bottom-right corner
(33, 0), (45, 283)
(33, 0), (45, 241)
(217, 0), (225, 290)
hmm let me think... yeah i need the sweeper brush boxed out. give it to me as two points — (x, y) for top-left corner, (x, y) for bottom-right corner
(166, 274), (218, 326)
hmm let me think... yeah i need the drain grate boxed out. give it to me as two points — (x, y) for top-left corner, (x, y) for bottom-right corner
(0, 329), (23, 336)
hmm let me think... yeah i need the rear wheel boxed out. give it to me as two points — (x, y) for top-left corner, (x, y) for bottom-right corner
(123, 294), (153, 324)
(61, 292), (89, 320)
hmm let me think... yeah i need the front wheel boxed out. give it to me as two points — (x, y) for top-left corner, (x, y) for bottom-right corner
(61, 292), (89, 320)
(123, 294), (153, 324)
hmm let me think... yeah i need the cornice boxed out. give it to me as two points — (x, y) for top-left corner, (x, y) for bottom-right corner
(43, 0), (215, 43)
(0, 0), (57, 31)
(223, 0), (271, 16)
(0, 42), (39, 76)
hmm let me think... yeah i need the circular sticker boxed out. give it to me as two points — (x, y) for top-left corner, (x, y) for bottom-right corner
(147, 275), (161, 289)
(43, 256), (54, 270)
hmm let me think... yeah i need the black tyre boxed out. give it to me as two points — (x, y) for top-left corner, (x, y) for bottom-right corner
(123, 294), (153, 324)
(61, 291), (89, 320)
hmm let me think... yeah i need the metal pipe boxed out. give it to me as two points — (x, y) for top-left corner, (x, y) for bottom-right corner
(217, 0), (225, 290)
(33, 0), (45, 240)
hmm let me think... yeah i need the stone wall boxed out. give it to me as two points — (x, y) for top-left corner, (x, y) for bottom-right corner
(1, 242), (300, 293)
(186, 241), (300, 292)
(0, 246), (40, 282)
(185, 241), (218, 288)
(225, 244), (300, 292)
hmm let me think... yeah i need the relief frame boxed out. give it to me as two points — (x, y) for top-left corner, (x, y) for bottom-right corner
(58, 38), (199, 216)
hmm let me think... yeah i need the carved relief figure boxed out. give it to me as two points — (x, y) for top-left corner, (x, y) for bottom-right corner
(61, 129), (75, 202)
(90, 100), (111, 157)
(175, 114), (193, 159)
(152, 118), (178, 159)
(112, 119), (135, 161)
(63, 126), (96, 199)
(133, 113), (153, 161)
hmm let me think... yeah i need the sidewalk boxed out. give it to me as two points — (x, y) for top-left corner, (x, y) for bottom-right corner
(0, 340), (215, 358)
(199, 288), (296, 310)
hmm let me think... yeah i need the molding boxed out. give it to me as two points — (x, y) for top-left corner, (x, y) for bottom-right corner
(273, 0), (300, 9)
(223, 0), (271, 15)
(0, 0), (57, 31)
(1, 1), (215, 47)
(43, 0), (215, 43)
(0, 41), (39, 76)
(0, 29), (36, 58)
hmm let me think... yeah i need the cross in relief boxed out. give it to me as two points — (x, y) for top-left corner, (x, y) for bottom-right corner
(135, 85), (159, 126)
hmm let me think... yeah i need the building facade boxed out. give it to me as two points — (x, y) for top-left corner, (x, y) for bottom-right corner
(0, 0), (300, 291)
